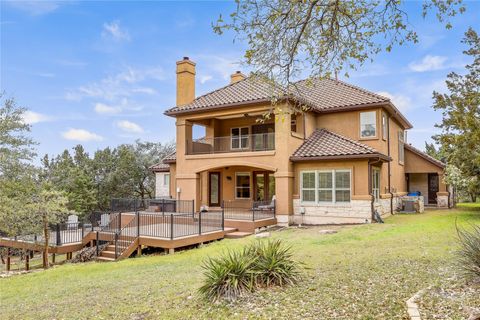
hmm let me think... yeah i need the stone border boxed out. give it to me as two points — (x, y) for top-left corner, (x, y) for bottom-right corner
(406, 289), (426, 320)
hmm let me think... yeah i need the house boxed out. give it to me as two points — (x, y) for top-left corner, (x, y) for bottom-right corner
(152, 57), (449, 226)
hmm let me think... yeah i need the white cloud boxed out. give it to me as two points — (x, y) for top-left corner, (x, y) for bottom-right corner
(376, 91), (412, 113)
(408, 55), (448, 72)
(116, 120), (144, 133)
(102, 21), (130, 42)
(94, 103), (121, 114)
(65, 66), (164, 102)
(22, 111), (51, 124)
(6, 1), (63, 15)
(199, 75), (213, 84)
(62, 129), (103, 142)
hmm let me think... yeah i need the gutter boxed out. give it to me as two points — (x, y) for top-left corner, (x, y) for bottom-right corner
(387, 114), (394, 215)
(290, 153), (391, 162)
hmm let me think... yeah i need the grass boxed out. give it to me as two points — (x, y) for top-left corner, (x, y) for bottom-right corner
(1, 206), (479, 319)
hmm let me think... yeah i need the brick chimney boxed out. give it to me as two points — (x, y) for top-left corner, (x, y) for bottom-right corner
(230, 70), (246, 84)
(176, 57), (196, 106)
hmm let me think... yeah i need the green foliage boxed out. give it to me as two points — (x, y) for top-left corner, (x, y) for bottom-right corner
(248, 239), (300, 287)
(456, 223), (480, 280)
(214, 0), (465, 86)
(199, 239), (300, 301)
(432, 28), (480, 202)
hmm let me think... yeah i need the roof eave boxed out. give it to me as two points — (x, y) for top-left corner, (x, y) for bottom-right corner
(290, 153), (391, 162)
(404, 145), (445, 168)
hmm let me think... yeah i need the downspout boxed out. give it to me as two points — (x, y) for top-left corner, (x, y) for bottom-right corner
(387, 114), (394, 215)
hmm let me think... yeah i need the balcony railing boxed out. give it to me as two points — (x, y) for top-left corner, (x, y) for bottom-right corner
(189, 133), (275, 155)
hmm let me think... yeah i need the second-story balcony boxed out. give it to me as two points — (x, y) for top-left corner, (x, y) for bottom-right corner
(188, 132), (275, 155)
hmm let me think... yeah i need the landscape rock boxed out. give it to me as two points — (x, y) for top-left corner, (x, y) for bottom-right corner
(255, 232), (271, 238)
(72, 244), (107, 263)
(318, 230), (338, 235)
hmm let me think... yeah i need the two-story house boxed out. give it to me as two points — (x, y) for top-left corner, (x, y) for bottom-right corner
(151, 57), (449, 225)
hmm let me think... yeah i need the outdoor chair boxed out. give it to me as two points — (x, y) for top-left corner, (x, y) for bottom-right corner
(256, 196), (276, 211)
(67, 214), (79, 229)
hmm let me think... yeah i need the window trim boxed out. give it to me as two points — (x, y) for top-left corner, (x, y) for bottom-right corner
(231, 127), (250, 150)
(300, 169), (352, 204)
(235, 172), (251, 199)
(398, 130), (405, 165)
(359, 111), (378, 139)
(163, 173), (170, 187)
(382, 112), (388, 141)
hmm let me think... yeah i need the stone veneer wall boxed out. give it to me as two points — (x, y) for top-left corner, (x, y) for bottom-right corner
(292, 199), (372, 225)
(437, 195), (449, 207)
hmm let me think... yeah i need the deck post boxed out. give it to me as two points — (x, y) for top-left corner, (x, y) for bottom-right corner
(25, 252), (30, 271)
(114, 233), (118, 259)
(273, 199), (276, 218)
(96, 231), (99, 256)
(253, 207), (256, 222)
(81, 222), (84, 239)
(192, 200), (195, 219)
(56, 224), (61, 246)
(137, 245), (142, 257)
(198, 209), (202, 235)
(29, 250), (34, 259)
(170, 213), (174, 240)
(52, 253), (56, 263)
(6, 248), (10, 272)
(221, 201), (225, 231)
(136, 211), (140, 238)
(118, 212), (122, 231)
(162, 198), (165, 216)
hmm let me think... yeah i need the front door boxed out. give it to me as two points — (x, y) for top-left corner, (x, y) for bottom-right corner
(209, 172), (221, 206)
(428, 173), (439, 204)
(253, 172), (275, 201)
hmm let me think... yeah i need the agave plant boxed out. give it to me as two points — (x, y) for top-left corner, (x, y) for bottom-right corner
(199, 249), (256, 302)
(248, 239), (301, 287)
(457, 223), (480, 280)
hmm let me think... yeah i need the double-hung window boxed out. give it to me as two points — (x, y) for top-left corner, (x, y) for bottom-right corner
(231, 127), (249, 149)
(163, 174), (170, 187)
(360, 111), (377, 138)
(235, 172), (251, 199)
(300, 170), (351, 204)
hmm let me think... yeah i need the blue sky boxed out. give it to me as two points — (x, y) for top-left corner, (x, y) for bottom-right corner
(1, 1), (479, 161)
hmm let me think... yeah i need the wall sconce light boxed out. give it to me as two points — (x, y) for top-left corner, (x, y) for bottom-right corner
(227, 176), (232, 181)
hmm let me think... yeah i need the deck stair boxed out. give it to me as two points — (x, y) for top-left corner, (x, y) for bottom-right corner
(224, 228), (252, 239)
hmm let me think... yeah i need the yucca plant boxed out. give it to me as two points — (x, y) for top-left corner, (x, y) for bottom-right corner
(199, 249), (256, 302)
(457, 224), (480, 280)
(248, 239), (301, 287)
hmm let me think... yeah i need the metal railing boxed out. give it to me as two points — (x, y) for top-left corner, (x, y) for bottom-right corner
(189, 132), (275, 155)
(222, 200), (276, 221)
(110, 198), (195, 215)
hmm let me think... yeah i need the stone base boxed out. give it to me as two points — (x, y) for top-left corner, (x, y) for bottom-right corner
(292, 199), (372, 225)
(437, 195), (448, 208)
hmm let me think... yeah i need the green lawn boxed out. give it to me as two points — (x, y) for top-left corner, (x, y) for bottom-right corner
(1, 207), (479, 320)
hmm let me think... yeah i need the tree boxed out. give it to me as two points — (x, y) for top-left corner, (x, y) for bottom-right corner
(432, 28), (480, 202)
(214, 0), (465, 87)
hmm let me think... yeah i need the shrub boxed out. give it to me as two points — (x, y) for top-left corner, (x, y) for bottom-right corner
(199, 249), (256, 302)
(199, 239), (301, 301)
(248, 239), (300, 287)
(457, 224), (480, 280)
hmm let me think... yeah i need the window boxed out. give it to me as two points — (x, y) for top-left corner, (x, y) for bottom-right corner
(291, 114), (297, 133)
(382, 112), (388, 140)
(398, 130), (405, 164)
(372, 168), (380, 202)
(360, 111), (377, 138)
(163, 174), (170, 187)
(235, 172), (251, 199)
(231, 127), (249, 149)
(300, 170), (351, 204)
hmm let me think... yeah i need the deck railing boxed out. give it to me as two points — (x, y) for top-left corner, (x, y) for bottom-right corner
(189, 132), (275, 155)
(222, 200), (276, 221)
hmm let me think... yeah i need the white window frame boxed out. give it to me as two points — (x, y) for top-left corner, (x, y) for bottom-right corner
(231, 127), (249, 150)
(372, 168), (380, 202)
(163, 173), (170, 187)
(398, 130), (405, 164)
(382, 112), (388, 141)
(300, 171), (316, 204)
(360, 111), (377, 138)
(235, 172), (251, 199)
(300, 169), (352, 204)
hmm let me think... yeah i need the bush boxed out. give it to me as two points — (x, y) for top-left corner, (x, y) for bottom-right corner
(248, 239), (300, 287)
(457, 224), (480, 280)
(199, 239), (301, 301)
(199, 249), (256, 302)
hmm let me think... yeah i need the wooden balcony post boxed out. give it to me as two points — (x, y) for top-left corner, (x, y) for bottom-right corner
(25, 252), (30, 271)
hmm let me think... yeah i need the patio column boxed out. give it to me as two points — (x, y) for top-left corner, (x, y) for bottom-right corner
(274, 172), (294, 226)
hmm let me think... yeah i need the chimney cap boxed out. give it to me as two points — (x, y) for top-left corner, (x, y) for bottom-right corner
(235, 70), (241, 74)
(183, 56), (189, 60)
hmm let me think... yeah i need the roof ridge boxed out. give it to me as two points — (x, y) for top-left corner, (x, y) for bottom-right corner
(317, 128), (378, 153)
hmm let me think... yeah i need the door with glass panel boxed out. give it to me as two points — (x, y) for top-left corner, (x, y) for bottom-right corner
(209, 172), (221, 206)
(253, 172), (275, 201)
(372, 168), (380, 202)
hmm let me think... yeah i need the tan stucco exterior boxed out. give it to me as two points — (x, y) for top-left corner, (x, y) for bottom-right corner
(158, 57), (448, 225)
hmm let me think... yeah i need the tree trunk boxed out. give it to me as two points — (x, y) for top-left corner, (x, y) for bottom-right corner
(470, 193), (477, 203)
(43, 216), (49, 269)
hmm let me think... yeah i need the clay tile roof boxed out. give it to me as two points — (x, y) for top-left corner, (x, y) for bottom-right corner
(165, 77), (284, 115)
(404, 144), (445, 168)
(290, 129), (389, 161)
(149, 162), (170, 172)
(291, 78), (389, 111)
(162, 151), (176, 163)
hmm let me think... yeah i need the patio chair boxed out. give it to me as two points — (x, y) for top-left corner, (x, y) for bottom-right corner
(256, 196), (276, 211)
(67, 214), (79, 229)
